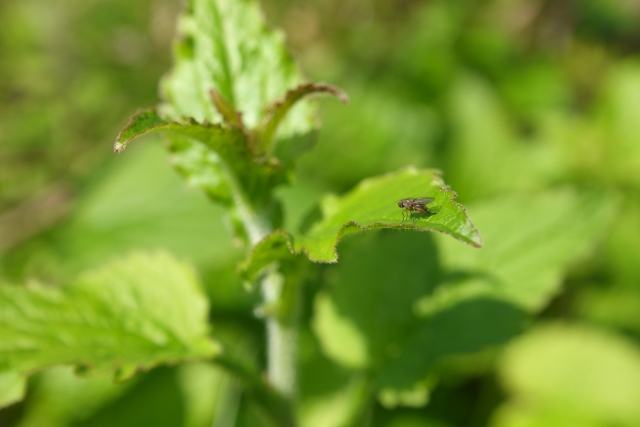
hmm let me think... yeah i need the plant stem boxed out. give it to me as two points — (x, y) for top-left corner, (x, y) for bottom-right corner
(231, 188), (298, 399)
(222, 159), (300, 399)
(262, 269), (298, 397)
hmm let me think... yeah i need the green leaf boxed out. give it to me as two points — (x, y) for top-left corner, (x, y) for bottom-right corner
(443, 75), (563, 201)
(72, 367), (186, 427)
(257, 83), (349, 153)
(599, 63), (640, 188)
(113, 108), (280, 193)
(576, 287), (640, 336)
(13, 367), (135, 427)
(159, 0), (317, 140)
(378, 297), (527, 389)
(0, 370), (25, 409)
(427, 189), (619, 312)
(494, 324), (640, 427)
(114, 109), (250, 166)
(312, 232), (441, 371)
(1, 142), (242, 283)
(296, 83), (440, 192)
(309, 231), (526, 393)
(114, 110), (280, 229)
(602, 195), (640, 286)
(241, 168), (481, 278)
(0, 252), (219, 380)
(298, 327), (372, 427)
(178, 362), (242, 427)
(113, 0), (347, 247)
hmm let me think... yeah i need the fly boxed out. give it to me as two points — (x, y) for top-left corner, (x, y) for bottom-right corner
(398, 197), (435, 222)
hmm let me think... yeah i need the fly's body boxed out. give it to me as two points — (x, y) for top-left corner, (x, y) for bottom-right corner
(398, 197), (435, 222)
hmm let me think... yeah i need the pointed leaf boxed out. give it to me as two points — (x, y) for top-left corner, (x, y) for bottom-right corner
(114, 109), (249, 163)
(114, 109), (281, 211)
(241, 168), (481, 279)
(160, 0), (316, 141)
(257, 83), (349, 153)
(0, 252), (219, 380)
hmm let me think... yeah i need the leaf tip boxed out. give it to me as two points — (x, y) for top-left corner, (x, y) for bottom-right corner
(471, 233), (483, 248)
(113, 141), (126, 153)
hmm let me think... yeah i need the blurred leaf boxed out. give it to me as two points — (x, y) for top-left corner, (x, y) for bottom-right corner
(599, 62), (640, 188)
(386, 414), (451, 427)
(1, 143), (241, 283)
(391, 1), (462, 99)
(0, 252), (218, 380)
(75, 367), (185, 427)
(499, 63), (571, 116)
(311, 231), (520, 394)
(575, 287), (640, 336)
(297, 83), (440, 191)
(15, 367), (134, 427)
(0, 370), (25, 409)
(430, 189), (618, 311)
(298, 327), (371, 427)
(177, 362), (242, 427)
(312, 232), (440, 370)
(493, 324), (640, 427)
(241, 168), (481, 277)
(378, 380), (432, 409)
(313, 292), (370, 369)
(444, 75), (564, 201)
(602, 194), (640, 285)
(379, 298), (527, 390)
(579, 0), (640, 38)
(274, 179), (326, 234)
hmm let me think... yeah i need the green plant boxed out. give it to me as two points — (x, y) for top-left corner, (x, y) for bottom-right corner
(1, 0), (637, 426)
(0, 0), (481, 423)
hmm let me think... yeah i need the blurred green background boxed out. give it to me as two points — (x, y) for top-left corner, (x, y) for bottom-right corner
(1, 0), (640, 426)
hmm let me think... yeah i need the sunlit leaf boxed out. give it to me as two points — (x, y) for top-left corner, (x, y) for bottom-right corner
(159, 0), (324, 145)
(0, 252), (219, 382)
(0, 370), (25, 409)
(13, 367), (135, 427)
(493, 324), (640, 427)
(444, 76), (563, 201)
(241, 167), (481, 279)
(429, 189), (618, 311)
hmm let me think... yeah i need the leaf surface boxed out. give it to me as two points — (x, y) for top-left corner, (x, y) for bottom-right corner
(310, 232), (527, 392)
(0, 370), (25, 409)
(159, 0), (315, 140)
(241, 168), (481, 278)
(0, 252), (218, 379)
(429, 189), (618, 311)
(494, 324), (640, 427)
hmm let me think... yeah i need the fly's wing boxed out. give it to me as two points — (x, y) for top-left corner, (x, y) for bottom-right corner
(412, 197), (435, 206)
